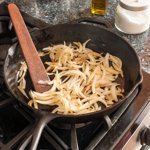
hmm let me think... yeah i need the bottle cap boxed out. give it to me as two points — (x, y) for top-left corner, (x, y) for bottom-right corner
(119, 0), (150, 11)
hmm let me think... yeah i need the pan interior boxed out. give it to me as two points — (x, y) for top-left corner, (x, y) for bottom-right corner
(4, 24), (141, 115)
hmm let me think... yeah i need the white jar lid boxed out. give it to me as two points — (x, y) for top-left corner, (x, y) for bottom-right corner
(119, 0), (150, 11)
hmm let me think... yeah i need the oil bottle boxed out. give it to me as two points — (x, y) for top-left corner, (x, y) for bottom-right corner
(91, 0), (107, 15)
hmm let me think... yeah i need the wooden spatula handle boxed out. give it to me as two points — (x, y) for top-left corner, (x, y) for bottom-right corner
(8, 4), (51, 93)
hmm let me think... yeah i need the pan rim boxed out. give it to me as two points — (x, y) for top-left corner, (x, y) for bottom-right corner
(3, 23), (143, 119)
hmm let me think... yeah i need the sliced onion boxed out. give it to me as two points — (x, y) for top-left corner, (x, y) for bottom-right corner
(17, 40), (124, 114)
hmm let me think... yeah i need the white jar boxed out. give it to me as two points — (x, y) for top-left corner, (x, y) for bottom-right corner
(115, 0), (150, 34)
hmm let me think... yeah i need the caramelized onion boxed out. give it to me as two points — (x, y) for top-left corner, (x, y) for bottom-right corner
(17, 40), (124, 114)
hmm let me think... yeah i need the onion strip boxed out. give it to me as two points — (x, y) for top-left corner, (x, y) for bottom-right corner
(17, 40), (124, 114)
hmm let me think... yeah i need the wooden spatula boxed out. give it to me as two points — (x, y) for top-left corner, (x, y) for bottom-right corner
(8, 3), (51, 93)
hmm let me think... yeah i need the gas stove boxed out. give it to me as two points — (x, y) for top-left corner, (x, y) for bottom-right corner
(0, 2), (150, 150)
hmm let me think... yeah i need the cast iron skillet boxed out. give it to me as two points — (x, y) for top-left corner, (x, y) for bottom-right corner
(4, 22), (143, 149)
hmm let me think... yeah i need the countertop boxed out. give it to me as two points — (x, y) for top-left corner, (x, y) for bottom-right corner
(5, 0), (150, 74)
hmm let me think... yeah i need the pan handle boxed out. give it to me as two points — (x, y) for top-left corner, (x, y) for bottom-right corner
(70, 17), (113, 29)
(18, 112), (58, 150)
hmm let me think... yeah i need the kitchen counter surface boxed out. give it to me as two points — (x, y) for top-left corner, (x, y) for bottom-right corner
(5, 0), (150, 74)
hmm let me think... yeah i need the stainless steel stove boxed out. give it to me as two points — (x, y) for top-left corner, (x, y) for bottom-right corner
(0, 2), (150, 150)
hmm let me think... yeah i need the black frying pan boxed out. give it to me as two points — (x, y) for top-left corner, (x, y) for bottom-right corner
(4, 22), (143, 149)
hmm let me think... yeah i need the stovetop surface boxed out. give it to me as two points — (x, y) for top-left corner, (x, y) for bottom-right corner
(0, 2), (150, 150)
